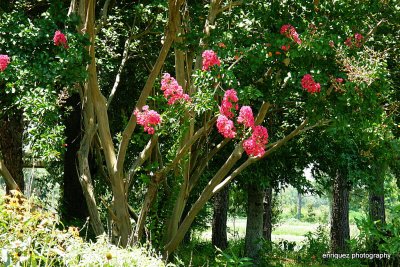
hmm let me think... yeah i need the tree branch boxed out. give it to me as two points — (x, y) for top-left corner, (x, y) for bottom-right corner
(213, 118), (311, 194)
(116, 0), (185, 180)
(156, 117), (217, 180)
(217, 1), (243, 15)
(95, 0), (113, 34)
(0, 159), (19, 191)
(364, 19), (385, 44)
(125, 134), (159, 193)
(107, 23), (155, 107)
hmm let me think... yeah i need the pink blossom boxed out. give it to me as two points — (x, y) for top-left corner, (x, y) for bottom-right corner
(0, 55), (10, 72)
(281, 45), (290, 51)
(216, 115), (236, 138)
(344, 33), (363, 48)
(243, 138), (265, 157)
(280, 24), (291, 35)
(354, 33), (363, 47)
(219, 89), (239, 118)
(354, 33), (363, 41)
(329, 40), (335, 48)
(336, 78), (344, 83)
(252, 125), (269, 145)
(280, 24), (302, 45)
(301, 74), (321, 94)
(53, 30), (68, 48)
(134, 105), (162, 135)
(202, 50), (221, 71)
(344, 37), (352, 47)
(161, 73), (191, 105)
(237, 106), (255, 128)
(243, 125), (269, 157)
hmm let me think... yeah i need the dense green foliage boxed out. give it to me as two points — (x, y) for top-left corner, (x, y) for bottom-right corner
(0, 0), (399, 266)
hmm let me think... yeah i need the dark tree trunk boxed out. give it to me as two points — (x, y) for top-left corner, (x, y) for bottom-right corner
(263, 187), (273, 243)
(62, 93), (88, 221)
(369, 188), (385, 225)
(369, 166), (386, 225)
(212, 184), (229, 250)
(0, 111), (24, 193)
(368, 164), (386, 255)
(245, 183), (264, 261)
(330, 170), (350, 253)
(297, 191), (302, 220)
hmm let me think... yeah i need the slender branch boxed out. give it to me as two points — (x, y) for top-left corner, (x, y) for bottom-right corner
(0, 159), (19, 191)
(255, 101), (271, 125)
(128, 204), (139, 222)
(213, 118), (311, 194)
(107, 23), (155, 107)
(188, 138), (230, 192)
(116, 0), (183, 179)
(217, 1), (243, 15)
(68, 0), (77, 16)
(255, 67), (273, 84)
(107, 37), (131, 108)
(262, 118), (309, 159)
(364, 19), (385, 44)
(125, 134), (159, 193)
(227, 46), (255, 71)
(156, 117), (217, 180)
(95, 0), (112, 33)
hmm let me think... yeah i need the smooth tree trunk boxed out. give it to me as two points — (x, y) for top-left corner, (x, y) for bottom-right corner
(245, 183), (264, 261)
(0, 111), (24, 193)
(263, 187), (273, 243)
(330, 170), (350, 253)
(212, 184), (229, 250)
(63, 93), (89, 221)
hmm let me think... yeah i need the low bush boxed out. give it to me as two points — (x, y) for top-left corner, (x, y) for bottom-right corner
(0, 191), (165, 267)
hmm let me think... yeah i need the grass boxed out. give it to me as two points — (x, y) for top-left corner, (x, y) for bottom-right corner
(198, 217), (360, 244)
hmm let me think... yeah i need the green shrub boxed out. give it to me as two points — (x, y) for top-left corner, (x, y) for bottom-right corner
(297, 225), (330, 265)
(0, 191), (165, 266)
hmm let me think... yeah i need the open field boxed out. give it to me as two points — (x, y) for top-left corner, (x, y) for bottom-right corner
(199, 218), (360, 244)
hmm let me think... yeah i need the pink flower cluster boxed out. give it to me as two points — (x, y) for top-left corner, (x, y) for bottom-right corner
(202, 50), (221, 71)
(53, 30), (68, 48)
(280, 24), (302, 45)
(134, 105), (162, 135)
(301, 74), (321, 94)
(216, 115), (236, 138)
(344, 33), (363, 48)
(215, 90), (269, 157)
(0, 55), (10, 72)
(220, 89), (239, 118)
(237, 106), (254, 128)
(243, 125), (269, 157)
(161, 73), (190, 105)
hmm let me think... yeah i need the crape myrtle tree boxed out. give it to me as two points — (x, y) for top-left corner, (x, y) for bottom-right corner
(66, 0), (322, 256)
(64, 0), (398, 257)
(305, 0), (398, 253)
(0, 1), (88, 193)
(0, 0), (396, 259)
